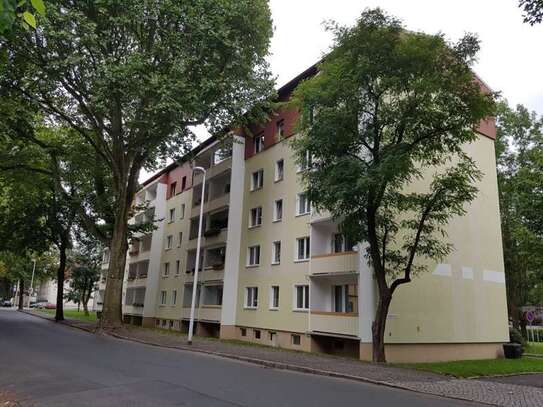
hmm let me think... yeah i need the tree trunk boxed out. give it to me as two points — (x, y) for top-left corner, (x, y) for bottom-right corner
(55, 239), (67, 321)
(372, 290), (392, 363)
(100, 215), (129, 329)
(83, 295), (89, 316)
(17, 279), (24, 310)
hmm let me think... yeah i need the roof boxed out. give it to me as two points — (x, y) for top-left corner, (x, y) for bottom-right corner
(140, 62), (320, 187)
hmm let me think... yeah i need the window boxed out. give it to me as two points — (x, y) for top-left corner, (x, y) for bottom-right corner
(175, 260), (180, 275)
(249, 207), (262, 228)
(172, 290), (177, 305)
(272, 241), (281, 265)
(247, 245), (261, 266)
(276, 119), (285, 140)
(163, 263), (170, 277)
(254, 329), (261, 339)
(203, 285), (223, 306)
(296, 237), (310, 261)
(178, 232), (183, 247)
(273, 199), (283, 222)
(180, 203), (185, 219)
(332, 233), (355, 253)
(213, 144), (232, 164)
(296, 192), (310, 215)
(291, 334), (301, 345)
(160, 290), (167, 305)
(297, 150), (312, 173)
(166, 235), (173, 249)
(333, 284), (358, 313)
(254, 133), (264, 153)
(169, 320), (174, 329)
(169, 208), (176, 223)
(161, 319), (166, 327)
(294, 285), (309, 310)
(181, 176), (187, 191)
(170, 182), (177, 197)
(251, 169), (264, 191)
(270, 286), (280, 309)
(245, 287), (258, 308)
(240, 328), (247, 337)
(275, 159), (284, 182)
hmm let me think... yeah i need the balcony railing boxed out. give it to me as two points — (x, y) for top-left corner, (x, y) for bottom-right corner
(310, 251), (358, 276)
(311, 311), (359, 337)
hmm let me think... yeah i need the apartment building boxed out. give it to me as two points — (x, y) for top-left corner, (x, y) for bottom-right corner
(94, 65), (509, 363)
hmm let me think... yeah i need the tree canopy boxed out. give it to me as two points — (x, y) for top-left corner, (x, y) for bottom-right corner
(291, 8), (495, 362)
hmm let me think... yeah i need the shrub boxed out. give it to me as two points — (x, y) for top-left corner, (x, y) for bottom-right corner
(510, 327), (527, 347)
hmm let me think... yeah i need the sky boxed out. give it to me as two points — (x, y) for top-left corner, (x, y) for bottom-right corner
(141, 0), (543, 182)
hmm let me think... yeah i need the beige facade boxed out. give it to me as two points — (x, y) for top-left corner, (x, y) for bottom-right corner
(94, 68), (508, 363)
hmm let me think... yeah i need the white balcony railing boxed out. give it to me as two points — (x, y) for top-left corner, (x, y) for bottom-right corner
(311, 312), (359, 337)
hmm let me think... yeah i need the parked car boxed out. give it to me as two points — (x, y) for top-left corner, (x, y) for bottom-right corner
(44, 303), (56, 309)
(1, 299), (13, 307)
(30, 301), (48, 309)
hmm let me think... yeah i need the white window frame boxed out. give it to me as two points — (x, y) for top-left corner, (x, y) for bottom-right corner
(295, 236), (310, 262)
(249, 206), (262, 228)
(172, 289), (177, 306)
(271, 241), (281, 265)
(178, 232), (183, 248)
(270, 285), (280, 310)
(273, 199), (283, 222)
(160, 290), (167, 305)
(163, 262), (170, 277)
(180, 203), (185, 219)
(175, 260), (180, 275)
(296, 192), (311, 216)
(169, 208), (176, 223)
(166, 235), (173, 250)
(254, 134), (265, 154)
(276, 119), (285, 140)
(245, 287), (258, 309)
(247, 245), (261, 267)
(293, 284), (309, 311)
(251, 169), (264, 191)
(296, 150), (312, 173)
(274, 159), (284, 182)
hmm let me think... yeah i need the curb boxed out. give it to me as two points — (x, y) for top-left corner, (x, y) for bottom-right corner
(20, 311), (499, 406)
(20, 310), (97, 334)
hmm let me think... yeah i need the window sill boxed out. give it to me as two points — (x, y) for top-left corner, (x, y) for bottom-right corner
(292, 309), (309, 313)
(248, 225), (262, 230)
(294, 259), (309, 263)
(274, 178), (283, 183)
(295, 212), (310, 218)
(269, 307), (279, 311)
(165, 248), (172, 251)
(244, 307), (257, 310)
(271, 262), (280, 266)
(250, 187), (263, 192)
(246, 264), (260, 268)
(272, 219), (282, 223)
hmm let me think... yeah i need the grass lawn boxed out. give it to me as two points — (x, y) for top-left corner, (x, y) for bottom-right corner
(400, 357), (543, 378)
(37, 308), (97, 323)
(526, 342), (543, 355)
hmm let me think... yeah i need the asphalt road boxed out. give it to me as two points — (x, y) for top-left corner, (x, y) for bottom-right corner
(0, 309), (483, 407)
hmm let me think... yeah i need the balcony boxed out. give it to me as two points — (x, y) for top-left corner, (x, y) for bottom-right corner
(311, 312), (359, 337)
(180, 306), (221, 322)
(310, 252), (358, 276)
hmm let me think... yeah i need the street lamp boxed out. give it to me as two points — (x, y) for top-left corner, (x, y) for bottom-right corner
(188, 166), (206, 345)
(27, 259), (36, 308)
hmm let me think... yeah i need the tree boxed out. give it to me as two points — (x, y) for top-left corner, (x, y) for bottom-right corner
(291, 8), (495, 362)
(2, 0), (274, 328)
(0, 0), (45, 35)
(65, 235), (100, 316)
(519, 0), (543, 25)
(495, 101), (543, 334)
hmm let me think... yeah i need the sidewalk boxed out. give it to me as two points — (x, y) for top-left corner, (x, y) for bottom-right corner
(24, 310), (543, 407)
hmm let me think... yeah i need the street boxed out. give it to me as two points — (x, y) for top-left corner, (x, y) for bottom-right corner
(0, 309), (483, 406)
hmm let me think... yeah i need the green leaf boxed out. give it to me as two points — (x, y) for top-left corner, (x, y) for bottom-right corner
(22, 11), (35, 28)
(30, 0), (45, 16)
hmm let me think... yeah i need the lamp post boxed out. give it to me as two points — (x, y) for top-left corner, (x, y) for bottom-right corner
(27, 259), (36, 308)
(188, 166), (206, 345)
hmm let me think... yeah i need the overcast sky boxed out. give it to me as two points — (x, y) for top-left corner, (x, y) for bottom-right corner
(141, 0), (542, 182)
